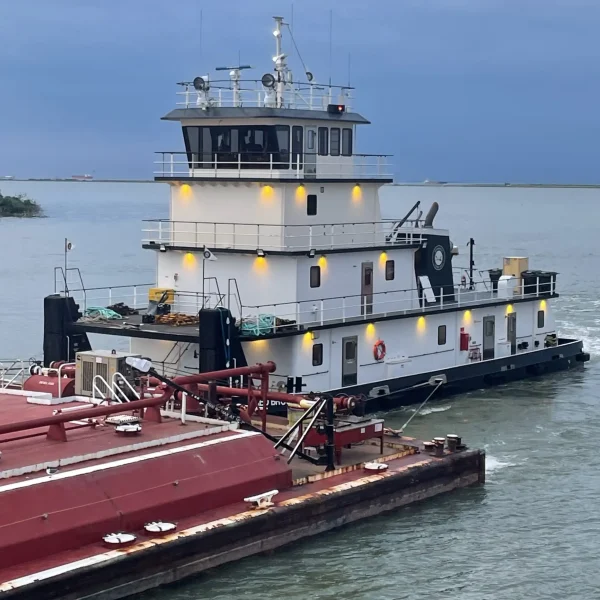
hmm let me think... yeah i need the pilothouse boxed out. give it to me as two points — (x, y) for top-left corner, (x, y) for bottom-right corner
(43, 16), (589, 413)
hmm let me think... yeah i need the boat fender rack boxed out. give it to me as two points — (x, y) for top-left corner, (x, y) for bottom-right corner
(244, 489), (279, 509)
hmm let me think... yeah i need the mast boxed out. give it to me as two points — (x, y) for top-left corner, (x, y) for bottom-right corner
(272, 16), (288, 108)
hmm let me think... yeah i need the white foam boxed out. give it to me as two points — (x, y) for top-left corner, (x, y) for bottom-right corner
(485, 455), (516, 475)
(417, 405), (452, 416)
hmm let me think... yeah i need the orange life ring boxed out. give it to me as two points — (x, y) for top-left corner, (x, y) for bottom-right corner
(373, 340), (386, 361)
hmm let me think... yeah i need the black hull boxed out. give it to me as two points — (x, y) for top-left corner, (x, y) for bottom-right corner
(269, 338), (590, 416)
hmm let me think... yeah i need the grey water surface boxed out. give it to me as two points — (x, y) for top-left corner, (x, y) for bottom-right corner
(1, 181), (599, 600)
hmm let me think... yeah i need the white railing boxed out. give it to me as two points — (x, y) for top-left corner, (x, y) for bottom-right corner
(142, 220), (423, 252)
(154, 152), (392, 180)
(0, 359), (28, 389)
(176, 80), (352, 111)
(237, 276), (557, 336)
(68, 284), (154, 314)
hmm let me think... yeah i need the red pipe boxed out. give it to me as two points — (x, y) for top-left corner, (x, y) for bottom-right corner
(166, 362), (276, 386)
(0, 363), (276, 437)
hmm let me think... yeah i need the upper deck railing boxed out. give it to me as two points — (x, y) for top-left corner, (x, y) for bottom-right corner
(176, 80), (352, 112)
(63, 273), (557, 340)
(142, 219), (424, 252)
(154, 152), (392, 180)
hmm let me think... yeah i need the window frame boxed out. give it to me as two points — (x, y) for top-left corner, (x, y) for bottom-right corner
(318, 127), (329, 156)
(292, 125), (304, 169)
(537, 310), (545, 329)
(312, 343), (324, 366)
(307, 193), (318, 216)
(310, 265), (321, 288)
(345, 340), (356, 361)
(437, 325), (447, 346)
(385, 259), (395, 281)
(342, 128), (353, 156)
(330, 128), (341, 157)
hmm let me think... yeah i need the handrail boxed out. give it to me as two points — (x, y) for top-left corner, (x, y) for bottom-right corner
(236, 275), (557, 334)
(92, 375), (124, 403)
(143, 218), (415, 227)
(112, 372), (140, 401)
(174, 78), (353, 111)
(57, 362), (76, 398)
(153, 151), (393, 179)
(142, 220), (425, 252)
(155, 151), (393, 158)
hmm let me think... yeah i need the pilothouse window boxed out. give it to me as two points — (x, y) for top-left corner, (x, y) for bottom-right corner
(292, 126), (304, 169)
(330, 128), (340, 156)
(342, 128), (353, 156)
(182, 125), (290, 170)
(318, 127), (329, 156)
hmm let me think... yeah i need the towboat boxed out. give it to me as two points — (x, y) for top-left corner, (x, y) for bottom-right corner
(10, 18), (591, 417)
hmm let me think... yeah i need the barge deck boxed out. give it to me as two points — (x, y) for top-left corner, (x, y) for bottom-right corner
(0, 374), (484, 600)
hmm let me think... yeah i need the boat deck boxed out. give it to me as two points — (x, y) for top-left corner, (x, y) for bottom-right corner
(0, 390), (482, 598)
(0, 392), (236, 481)
(0, 437), (434, 588)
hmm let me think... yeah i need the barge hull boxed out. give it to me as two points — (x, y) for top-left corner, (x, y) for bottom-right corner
(1, 449), (485, 600)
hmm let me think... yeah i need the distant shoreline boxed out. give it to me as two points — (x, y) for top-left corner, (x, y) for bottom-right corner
(2, 178), (600, 189)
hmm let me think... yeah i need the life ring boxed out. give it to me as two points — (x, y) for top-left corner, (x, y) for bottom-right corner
(373, 340), (386, 361)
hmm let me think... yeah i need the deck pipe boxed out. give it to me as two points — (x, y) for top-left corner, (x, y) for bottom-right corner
(0, 363), (276, 437)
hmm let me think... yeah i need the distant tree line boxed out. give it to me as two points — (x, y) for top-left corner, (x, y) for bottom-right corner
(0, 192), (42, 217)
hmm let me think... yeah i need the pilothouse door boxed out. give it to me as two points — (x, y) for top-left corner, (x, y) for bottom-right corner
(507, 312), (517, 355)
(342, 336), (358, 386)
(305, 127), (317, 177)
(361, 262), (374, 315)
(483, 316), (495, 360)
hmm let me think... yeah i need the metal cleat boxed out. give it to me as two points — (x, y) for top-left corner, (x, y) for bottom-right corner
(244, 489), (279, 509)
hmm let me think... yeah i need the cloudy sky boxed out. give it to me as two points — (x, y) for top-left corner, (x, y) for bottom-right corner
(1, 0), (599, 182)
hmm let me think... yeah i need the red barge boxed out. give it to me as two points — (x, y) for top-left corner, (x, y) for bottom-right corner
(0, 355), (484, 599)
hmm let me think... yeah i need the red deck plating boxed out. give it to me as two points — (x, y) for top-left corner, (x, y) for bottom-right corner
(0, 392), (292, 571)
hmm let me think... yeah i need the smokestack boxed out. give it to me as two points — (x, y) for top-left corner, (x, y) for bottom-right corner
(423, 202), (439, 228)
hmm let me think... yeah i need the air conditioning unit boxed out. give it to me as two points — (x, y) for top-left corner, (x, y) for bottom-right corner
(75, 350), (141, 399)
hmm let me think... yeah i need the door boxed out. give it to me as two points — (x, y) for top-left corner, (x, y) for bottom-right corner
(482, 316), (495, 360)
(507, 312), (517, 355)
(342, 336), (358, 386)
(304, 127), (317, 177)
(361, 262), (374, 315)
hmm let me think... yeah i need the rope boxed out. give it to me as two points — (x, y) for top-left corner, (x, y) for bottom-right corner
(399, 381), (444, 433)
(240, 313), (275, 336)
(82, 307), (123, 321)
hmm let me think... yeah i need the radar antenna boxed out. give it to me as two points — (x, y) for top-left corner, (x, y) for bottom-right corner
(216, 64), (252, 107)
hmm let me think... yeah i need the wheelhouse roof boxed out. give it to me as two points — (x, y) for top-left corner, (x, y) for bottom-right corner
(161, 107), (370, 124)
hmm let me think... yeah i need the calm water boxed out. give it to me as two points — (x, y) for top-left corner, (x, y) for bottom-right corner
(2, 181), (599, 600)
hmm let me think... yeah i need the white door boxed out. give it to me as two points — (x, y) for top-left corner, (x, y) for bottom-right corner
(305, 127), (317, 177)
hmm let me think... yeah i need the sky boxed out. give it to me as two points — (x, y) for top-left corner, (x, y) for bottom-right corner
(1, 0), (599, 183)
